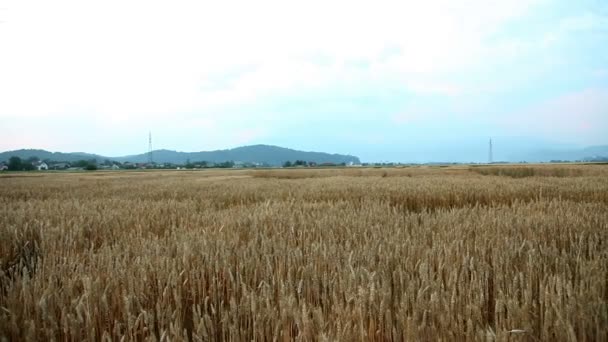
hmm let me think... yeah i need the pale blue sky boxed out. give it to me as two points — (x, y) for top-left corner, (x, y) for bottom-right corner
(0, 0), (606, 162)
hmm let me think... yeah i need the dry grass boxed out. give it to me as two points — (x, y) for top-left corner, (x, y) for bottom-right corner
(1, 165), (607, 341)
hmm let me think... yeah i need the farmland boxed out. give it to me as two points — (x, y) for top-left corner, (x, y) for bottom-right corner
(1, 165), (607, 341)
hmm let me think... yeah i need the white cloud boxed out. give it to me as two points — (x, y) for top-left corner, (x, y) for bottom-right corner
(3, 0), (604, 154)
(0, 0), (547, 119)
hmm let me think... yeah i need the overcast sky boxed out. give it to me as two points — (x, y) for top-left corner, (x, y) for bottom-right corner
(0, 0), (607, 162)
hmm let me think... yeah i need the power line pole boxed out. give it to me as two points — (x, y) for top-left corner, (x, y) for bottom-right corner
(488, 138), (493, 164)
(148, 131), (153, 164)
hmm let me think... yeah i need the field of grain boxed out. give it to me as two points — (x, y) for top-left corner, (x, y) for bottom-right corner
(1, 165), (607, 341)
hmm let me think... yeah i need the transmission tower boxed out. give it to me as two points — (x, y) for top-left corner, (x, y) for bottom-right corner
(488, 138), (493, 164)
(148, 131), (153, 164)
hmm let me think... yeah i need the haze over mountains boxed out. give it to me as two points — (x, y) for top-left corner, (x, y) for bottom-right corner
(511, 145), (608, 163)
(0, 145), (361, 166)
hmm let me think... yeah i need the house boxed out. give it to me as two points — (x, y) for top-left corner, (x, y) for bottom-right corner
(51, 162), (70, 170)
(111, 164), (120, 170)
(35, 162), (48, 171)
(0, 164), (8, 171)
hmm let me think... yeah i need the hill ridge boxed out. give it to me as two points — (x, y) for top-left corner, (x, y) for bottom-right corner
(0, 145), (361, 166)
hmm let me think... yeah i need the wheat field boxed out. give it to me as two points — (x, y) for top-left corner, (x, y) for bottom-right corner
(1, 165), (607, 341)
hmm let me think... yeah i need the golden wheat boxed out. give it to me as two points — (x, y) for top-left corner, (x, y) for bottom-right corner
(1, 165), (607, 341)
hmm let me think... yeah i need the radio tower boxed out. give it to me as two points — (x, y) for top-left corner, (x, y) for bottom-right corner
(148, 131), (153, 164)
(488, 138), (493, 164)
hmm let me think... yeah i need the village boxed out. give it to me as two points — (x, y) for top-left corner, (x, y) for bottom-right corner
(0, 157), (226, 171)
(0, 156), (360, 172)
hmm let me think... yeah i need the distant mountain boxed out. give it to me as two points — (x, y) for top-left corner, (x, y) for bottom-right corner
(0, 149), (104, 163)
(581, 145), (608, 159)
(511, 145), (608, 162)
(116, 145), (360, 165)
(0, 145), (361, 166)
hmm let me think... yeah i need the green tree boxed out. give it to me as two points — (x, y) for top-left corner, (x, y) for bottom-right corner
(8, 156), (22, 171)
(283, 161), (292, 168)
(85, 163), (98, 171)
(7, 156), (34, 171)
(73, 160), (89, 168)
(185, 159), (195, 169)
(73, 159), (98, 170)
(217, 161), (234, 168)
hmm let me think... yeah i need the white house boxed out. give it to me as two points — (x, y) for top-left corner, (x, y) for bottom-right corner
(36, 162), (48, 171)
(0, 164), (8, 171)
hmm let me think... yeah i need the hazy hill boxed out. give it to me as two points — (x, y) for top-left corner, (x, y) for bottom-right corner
(0, 145), (361, 166)
(0, 149), (104, 163)
(512, 145), (608, 162)
(115, 145), (360, 165)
